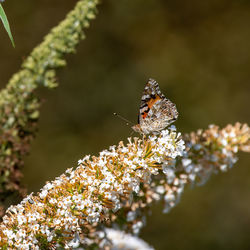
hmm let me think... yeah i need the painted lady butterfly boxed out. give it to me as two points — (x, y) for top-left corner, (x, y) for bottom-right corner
(132, 78), (178, 134)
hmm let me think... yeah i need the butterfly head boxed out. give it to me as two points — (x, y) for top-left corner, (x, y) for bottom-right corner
(131, 124), (143, 134)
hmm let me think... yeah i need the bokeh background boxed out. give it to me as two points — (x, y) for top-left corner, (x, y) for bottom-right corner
(1, 0), (250, 249)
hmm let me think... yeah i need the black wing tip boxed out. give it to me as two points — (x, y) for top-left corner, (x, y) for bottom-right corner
(146, 78), (161, 92)
(146, 78), (159, 88)
(148, 78), (157, 83)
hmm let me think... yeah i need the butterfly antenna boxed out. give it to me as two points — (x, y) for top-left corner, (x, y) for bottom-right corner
(113, 113), (133, 126)
(130, 130), (135, 136)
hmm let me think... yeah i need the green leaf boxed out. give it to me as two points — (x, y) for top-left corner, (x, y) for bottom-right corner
(0, 3), (15, 48)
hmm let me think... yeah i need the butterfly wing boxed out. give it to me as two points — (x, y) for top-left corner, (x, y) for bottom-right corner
(138, 78), (164, 123)
(137, 78), (178, 134)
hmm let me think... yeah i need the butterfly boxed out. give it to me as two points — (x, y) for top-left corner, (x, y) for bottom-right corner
(132, 78), (178, 134)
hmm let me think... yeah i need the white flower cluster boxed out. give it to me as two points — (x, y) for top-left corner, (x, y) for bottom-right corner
(142, 123), (250, 216)
(104, 228), (154, 250)
(181, 124), (247, 186)
(143, 164), (189, 214)
(0, 128), (184, 249)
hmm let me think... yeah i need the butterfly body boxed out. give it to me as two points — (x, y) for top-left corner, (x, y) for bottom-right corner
(132, 78), (178, 134)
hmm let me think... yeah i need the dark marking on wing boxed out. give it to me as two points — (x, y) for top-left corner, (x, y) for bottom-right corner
(142, 109), (150, 119)
(147, 95), (161, 109)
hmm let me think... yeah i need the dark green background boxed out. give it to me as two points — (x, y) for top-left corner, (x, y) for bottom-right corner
(0, 1), (250, 249)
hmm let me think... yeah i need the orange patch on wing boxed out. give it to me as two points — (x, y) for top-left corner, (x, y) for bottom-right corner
(147, 95), (161, 108)
(142, 95), (161, 119)
(142, 112), (148, 119)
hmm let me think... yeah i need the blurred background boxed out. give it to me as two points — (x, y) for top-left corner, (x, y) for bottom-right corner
(0, 0), (250, 249)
